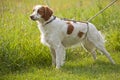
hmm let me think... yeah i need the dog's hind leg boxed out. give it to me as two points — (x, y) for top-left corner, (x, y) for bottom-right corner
(82, 39), (97, 60)
(95, 43), (115, 64)
(85, 23), (115, 64)
(87, 35), (115, 64)
(86, 35), (115, 64)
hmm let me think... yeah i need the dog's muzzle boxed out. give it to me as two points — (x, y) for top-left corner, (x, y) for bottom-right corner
(30, 15), (36, 21)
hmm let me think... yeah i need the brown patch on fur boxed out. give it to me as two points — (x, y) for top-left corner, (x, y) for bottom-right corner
(78, 31), (84, 38)
(66, 22), (74, 34)
(38, 6), (53, 21)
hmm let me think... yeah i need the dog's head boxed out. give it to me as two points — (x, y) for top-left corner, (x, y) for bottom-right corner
(30, 5), (53, 21)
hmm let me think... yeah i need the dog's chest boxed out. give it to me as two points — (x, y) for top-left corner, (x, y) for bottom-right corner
(40, 27), (61, 46)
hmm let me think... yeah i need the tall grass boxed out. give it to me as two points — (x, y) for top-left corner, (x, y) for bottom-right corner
(0, 0), (120, 79)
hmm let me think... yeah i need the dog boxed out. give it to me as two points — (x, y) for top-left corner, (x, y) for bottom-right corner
(30, 5), (115, 68)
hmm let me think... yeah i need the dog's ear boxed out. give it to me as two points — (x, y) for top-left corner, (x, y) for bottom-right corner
(38, 6), (53, 21)
(44, 6), (53, 21)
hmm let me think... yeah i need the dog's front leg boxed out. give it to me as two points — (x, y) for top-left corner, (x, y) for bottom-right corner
(55, 43), (66, 69)
(50, 47), (56, 66)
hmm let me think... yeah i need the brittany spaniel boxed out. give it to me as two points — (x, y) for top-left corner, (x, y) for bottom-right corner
(30, 5), (115, 69)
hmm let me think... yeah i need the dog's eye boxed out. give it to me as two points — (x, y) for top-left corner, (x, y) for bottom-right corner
(37, 9), (44, 14)
(37, 9), (41, 13)
(37, 9), (41, 14)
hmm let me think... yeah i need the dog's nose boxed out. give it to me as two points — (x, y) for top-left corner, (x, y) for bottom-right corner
(30, 15), (34, 20)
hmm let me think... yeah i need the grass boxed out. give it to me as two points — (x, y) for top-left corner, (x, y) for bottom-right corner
(0, 0), (120, 80)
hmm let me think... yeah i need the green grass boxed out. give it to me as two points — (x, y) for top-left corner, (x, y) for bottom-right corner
(0, 0), (120, 80)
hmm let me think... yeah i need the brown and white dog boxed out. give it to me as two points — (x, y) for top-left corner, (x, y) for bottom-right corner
(30, 5), (115, 68)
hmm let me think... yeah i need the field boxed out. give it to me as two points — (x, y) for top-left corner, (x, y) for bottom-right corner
(0, 0), (120, 80)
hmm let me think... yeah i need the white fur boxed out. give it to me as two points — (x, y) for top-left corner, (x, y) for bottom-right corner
(30, 5), (115, 69)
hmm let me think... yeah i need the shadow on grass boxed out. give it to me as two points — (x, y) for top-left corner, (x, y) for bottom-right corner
(62, 60), (120, 77)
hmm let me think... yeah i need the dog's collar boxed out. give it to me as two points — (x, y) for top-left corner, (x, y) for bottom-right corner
(43, 16), (56, 26)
